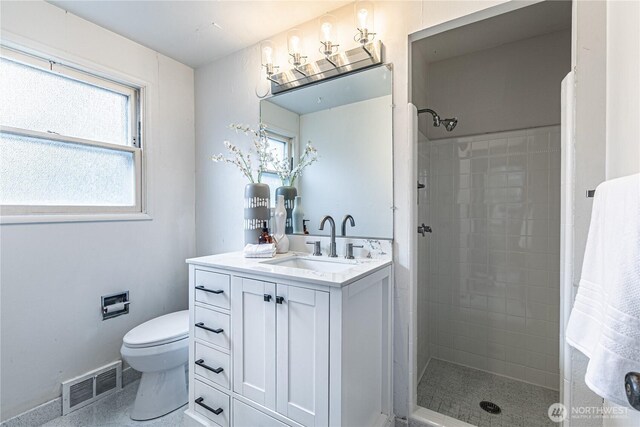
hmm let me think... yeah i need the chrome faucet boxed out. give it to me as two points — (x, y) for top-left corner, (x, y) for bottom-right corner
(319, 215), (338, 257)
(341, 214), (355, 236)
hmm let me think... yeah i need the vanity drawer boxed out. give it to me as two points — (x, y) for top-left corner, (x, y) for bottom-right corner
(195, 306), (230, 350)
(194, 342), (230, 390)
(195, 270), (231, 310)
(233, 399), (290, 427)
(194, 380), (230, 427)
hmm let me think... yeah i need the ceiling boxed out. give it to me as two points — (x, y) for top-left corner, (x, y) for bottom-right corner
(413, 0), (572, 63)
(47, 1), (350, 68)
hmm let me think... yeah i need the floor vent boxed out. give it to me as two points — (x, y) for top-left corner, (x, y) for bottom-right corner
(62, 361), (122, 415)
(479, 401), (501, 414)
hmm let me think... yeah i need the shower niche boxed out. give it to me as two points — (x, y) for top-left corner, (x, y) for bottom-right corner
(411, 1), (572, 426)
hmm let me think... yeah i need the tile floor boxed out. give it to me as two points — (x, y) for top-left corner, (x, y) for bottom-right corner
(41, 380), (185, 427)
(417, 359), (559, 427)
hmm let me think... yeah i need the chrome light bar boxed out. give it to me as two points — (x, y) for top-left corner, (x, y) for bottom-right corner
(270, 41), (383, 95)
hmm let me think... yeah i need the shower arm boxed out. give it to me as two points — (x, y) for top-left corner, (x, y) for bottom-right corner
(417, 107), (458, 131)
(417, 108), (440, 126)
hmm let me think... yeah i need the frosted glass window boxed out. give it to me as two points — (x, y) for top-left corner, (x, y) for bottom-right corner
(0, 132), (135, 206)
(0, 57), (130, 146)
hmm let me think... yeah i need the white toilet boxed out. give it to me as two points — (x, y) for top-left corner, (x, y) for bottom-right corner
(120, 310), (189, 421)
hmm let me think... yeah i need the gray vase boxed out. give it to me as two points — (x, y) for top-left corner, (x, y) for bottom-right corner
(275, 186), (297, 234)
(244, 183), (270, 245)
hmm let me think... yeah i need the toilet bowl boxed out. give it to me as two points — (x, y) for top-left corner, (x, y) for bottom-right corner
(120, 310), (189, 421)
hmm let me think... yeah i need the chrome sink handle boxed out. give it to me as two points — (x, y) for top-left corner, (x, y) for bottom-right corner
(345, 243), (363, 259)
(306, 241), (322, 256)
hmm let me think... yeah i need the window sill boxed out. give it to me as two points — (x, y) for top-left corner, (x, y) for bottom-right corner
(0, 212), (153, 225)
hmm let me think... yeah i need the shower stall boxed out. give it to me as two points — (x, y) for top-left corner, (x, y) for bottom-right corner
(411, 2), (572, 426)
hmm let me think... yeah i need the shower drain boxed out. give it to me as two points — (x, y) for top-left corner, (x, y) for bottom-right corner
(479, 401), (501, 414)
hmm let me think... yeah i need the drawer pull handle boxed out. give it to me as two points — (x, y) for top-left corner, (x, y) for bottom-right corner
(264, 294), (272, 302)
(195, 397), (223, 415)
(276, 296), (285, 304)
(196, 285), (224, 294)
(195, 322), (223, 334)
(195, 359), (224, 374)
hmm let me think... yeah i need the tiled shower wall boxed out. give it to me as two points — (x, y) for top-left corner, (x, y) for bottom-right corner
(419, 125), (561, 390)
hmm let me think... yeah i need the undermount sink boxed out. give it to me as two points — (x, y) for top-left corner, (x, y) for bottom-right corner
(261, 256), (357, 273)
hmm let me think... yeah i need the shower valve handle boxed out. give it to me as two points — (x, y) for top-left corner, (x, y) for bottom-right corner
(418, 224), (432, 236)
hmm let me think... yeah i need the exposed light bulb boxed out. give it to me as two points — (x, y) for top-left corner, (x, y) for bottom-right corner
(260, 40), (278, 79)
(354, 1), (375, 44)
(289, 35), (300, 54)
(321, 22), (333, 42)
(318, 14), (339, 56)
(357, 8), (368, 28)
(263, 46), (272, 64)
(287, 29), (306, 67)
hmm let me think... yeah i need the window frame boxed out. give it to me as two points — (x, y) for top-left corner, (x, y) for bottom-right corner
(0, 45), (145, 219)
(260, 130), (295, 207)
(263, 130), (293, 175)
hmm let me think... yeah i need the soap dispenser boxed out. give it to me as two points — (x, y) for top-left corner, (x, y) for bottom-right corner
(258, 221), (272, 244)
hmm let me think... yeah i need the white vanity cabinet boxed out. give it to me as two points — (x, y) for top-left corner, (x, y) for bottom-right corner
(184, 253), (392, 427)
(232, 278), (329, 426)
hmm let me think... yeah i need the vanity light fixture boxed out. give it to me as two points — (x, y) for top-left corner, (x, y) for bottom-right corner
(318, 14), (339, 57)
(266, 5), (384, 95)
(354, 1), (376, 45)
(287, 28), (307, 76)
(260, 40), (279, 83)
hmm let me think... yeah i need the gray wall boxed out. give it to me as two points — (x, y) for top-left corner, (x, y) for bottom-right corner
(0, 2), (195, 421)
(421, 30), (571, 139)
(606, 0), (640, 180)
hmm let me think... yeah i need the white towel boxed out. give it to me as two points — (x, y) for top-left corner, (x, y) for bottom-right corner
(566, 173), (640, 407)
(243, 243), (276, 258)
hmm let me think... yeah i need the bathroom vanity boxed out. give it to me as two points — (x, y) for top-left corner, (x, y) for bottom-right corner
(183, 250), (392, 427)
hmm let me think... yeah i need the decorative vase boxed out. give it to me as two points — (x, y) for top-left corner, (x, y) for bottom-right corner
(244, 183), (270, 245)
(292, 196), (305, 234)
(275, 185), (297, 234)
(273, 195), (289, 253)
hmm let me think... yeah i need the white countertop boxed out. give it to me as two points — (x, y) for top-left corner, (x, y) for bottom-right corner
(186, 251), (391, 287)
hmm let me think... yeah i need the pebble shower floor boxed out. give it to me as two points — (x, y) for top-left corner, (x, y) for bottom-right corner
(417, 359), (558, 427)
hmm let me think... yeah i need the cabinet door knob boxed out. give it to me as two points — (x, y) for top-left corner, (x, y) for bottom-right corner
(264, 294), (272, 302)
(275, 296), (285, 304)
(195, 359), (223, 374)
(195, 397), (223, 415)
(195, 285), (224, 294)
(195, 322), (223, 334)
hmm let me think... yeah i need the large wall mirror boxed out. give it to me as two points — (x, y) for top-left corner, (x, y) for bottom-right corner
(260, 65), (393, 240)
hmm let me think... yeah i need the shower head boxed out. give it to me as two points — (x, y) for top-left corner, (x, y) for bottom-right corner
(442, 118), (458, 132)
(417, 108), (458, 132)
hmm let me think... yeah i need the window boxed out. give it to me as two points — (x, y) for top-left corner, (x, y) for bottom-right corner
(0, 46), (143, 216)
(261, 131), (292, 205)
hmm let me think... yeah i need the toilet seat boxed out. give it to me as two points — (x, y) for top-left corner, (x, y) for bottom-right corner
(123, 310), (188, 348)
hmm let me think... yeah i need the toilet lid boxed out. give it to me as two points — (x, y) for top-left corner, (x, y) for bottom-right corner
(123, 310), (189, 348)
